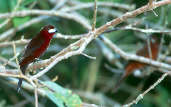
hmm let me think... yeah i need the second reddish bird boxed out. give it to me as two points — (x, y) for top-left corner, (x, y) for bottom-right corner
(114, 36), (160, 92)
(17, 25), (58, 92)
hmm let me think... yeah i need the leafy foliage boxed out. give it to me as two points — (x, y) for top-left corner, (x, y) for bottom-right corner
(0, 0), (171, 107)
(43, 81), (82, 107)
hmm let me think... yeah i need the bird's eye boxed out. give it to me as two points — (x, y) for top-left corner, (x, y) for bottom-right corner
(48, 28), (57, 33)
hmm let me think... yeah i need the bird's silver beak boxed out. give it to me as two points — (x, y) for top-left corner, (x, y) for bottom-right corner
(53, 33), (60, 38)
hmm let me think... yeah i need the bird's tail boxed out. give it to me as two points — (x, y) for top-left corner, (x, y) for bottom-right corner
(17, 64), (28, 92)
(17, 78), (23, 93)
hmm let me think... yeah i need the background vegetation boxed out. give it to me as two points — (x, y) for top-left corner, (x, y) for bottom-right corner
(0, 0), (171, 107)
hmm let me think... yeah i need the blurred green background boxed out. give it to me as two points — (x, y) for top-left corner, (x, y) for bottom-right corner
(0, 0), (171, 107)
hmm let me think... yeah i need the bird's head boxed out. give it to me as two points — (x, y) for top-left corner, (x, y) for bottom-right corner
(40, 25), (58, 39)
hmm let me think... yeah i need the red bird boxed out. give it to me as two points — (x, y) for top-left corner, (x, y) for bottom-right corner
(17, 25), (58, 92)
(114, 36), (160, 92)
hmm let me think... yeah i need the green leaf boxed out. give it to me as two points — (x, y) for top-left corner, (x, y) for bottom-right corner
(43, 81), (82, 107)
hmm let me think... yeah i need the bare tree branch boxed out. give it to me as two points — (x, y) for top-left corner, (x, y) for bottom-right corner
(99, 35), (171, 71)
(28, 0), (171, 79)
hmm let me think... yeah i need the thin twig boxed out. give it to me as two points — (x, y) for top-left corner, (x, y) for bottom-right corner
(147, 38), (152, 59)
(81, 53), (96, 60)
(0, 39), (29, 47)
(55, 33), (85, 39)
(12, 41), (19, 66)
(68, 1), (135, 11)
(148, 0), (158, 16)
(149, 0), (154, 7)
(34, 87), (38, 107)
(100, 35), (171, 71)
(28, 0), (171, 79)
(12, 41), (21, 75)
(104, 26), (171, 35)
(123, 72), (169, 107)
(92, 0), (97, 31)
(95, 0), (171, 35)
(82, 103), (99, 107)
(2, 53), (20, 67)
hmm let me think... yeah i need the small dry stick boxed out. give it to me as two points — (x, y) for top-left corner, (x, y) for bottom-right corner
(34, 87), (38, 107)
(92, 0), (97, 31)
(81, 53), (96, 60)
(119, 26), (171, 34)
(2, 53), (20, 67)
(149, 0), (154, 7)
(123, 72), (169, 107)
(12, 41), (19, 66)
(147, 37), (152, 59)
(148, 0), (158, 16)
(52, 76), (58, 82)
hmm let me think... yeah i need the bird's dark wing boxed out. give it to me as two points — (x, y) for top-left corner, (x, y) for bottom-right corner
(21, 34), (45, 59)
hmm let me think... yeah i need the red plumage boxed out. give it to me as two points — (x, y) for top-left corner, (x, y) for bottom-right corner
(17, 25), (58, 92)
(114, 36), (160, 92)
